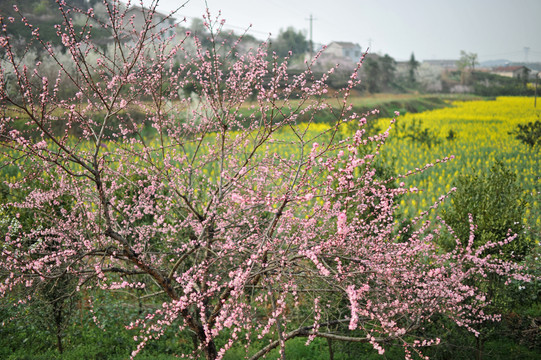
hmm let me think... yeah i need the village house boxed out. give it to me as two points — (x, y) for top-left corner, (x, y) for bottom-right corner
(490, 65), (531, 79)
(325, 42), (363, 62)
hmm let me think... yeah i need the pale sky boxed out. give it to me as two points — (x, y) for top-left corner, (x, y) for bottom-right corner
(142, 0), (541, 63)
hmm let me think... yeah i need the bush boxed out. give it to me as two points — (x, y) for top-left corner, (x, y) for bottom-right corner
(441, 161), (531, 260)
(509, 120), (541, 148)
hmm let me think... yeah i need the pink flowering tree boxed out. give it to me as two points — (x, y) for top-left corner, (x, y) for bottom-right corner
(0, 1), (533, 359)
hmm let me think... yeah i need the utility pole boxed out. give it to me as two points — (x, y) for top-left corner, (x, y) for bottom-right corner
(535, 72), (539, 108)
(306, 14), (315, 59)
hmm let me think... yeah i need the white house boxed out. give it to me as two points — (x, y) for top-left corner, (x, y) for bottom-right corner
(325, 42), (362, 62)
(490, 66), (530, 79)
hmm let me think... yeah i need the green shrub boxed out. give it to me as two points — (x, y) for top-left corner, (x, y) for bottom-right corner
(509, 120), (541, 148)
(441, 161), (531, 260)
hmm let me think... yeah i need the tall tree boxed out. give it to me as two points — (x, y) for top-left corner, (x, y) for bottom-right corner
(408, 52), (420, 85)
(363, 56), (381, 93)
(379, 54), (396, 88)
(271, 26), (308, 59)
(456, 50), (479, 85)
(0, 2), (532, 359)
(361, 54), (396, 93)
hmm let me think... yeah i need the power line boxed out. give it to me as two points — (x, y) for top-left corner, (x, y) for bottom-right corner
(179, 15), (270, 36)
(306, 14), (316, 58)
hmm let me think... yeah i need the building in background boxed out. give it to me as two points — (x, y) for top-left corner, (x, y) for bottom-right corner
(325, 42), (362, 62)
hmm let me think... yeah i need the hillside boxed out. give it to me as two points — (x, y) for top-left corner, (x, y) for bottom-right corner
(1, 0), (105, 50)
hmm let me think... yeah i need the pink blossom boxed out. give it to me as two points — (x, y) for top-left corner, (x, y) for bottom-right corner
(336, 212), (348, 235)
(0, 4), (533, 359)
(34, 140), (47, 149)
(61, 33), (70, 46)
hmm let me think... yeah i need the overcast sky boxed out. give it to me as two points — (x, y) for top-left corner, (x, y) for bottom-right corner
(143, 0), (541, 63)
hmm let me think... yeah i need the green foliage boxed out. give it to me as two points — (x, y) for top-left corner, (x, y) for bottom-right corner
(408, 53), (420, 85)
(395, 118), (441, 148)
(361, 54), (397, 93)
(446, 128), (457, 141)
(0, 287), (192, 360)
(456, 51), (479, 71)
(411, 246), (541, 360)
(419, 319), (541, 360)
(509, 120), (541, 148)
(270, 27), (308, 59)
(441, 161), (531, 260)
(363, 57), (382, 93)
(472, 72), (536, 96)
(456, 51), (479, 85)
(256, 337), (408, 360)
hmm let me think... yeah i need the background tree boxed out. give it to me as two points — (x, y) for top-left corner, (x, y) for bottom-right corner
(362, 56), (381, 93)
(361, 54), (396, 93)
(189, 18), (209, 38)
(271, 26), (309, 59)
(0, 2), (534, 359)
(379, 54), (396, 88)
(519, 67), (531, 87)
(407, 52), (420, 85)
(456, 50), (479, 85)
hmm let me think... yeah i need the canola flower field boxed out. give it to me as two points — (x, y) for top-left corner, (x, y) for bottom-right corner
(372, 96), (540, 235)
(1, 96), (539, 240)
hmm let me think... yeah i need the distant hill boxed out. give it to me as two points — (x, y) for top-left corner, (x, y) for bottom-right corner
(480, 59), (541, 72)
(0, 0), (91, 17)
(480, 59), (512, 67)
(1, 1), (109, 52)
(516, 62), (541, 72)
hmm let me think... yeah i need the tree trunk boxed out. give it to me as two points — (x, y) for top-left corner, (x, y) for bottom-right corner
(53, 299), (64, 354)
(327, 338), (334, 360)
(204, 341), (218, 360)
(194, 322), (218, 360)
(56, 330), (64, 354)
(475, 335), (484, 360)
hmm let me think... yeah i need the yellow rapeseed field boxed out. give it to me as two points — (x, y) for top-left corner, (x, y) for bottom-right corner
(374, 96), (540, 232)
(2, 96), (539, 238)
